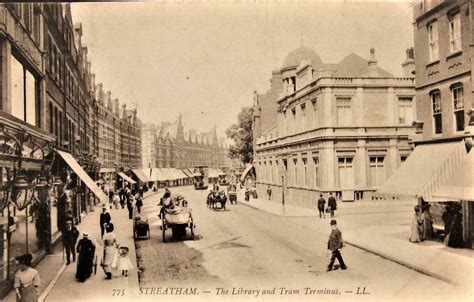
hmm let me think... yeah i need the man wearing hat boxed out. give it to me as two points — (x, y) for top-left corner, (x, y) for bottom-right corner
(62, 221), (79, 265)
(327, 219), (347, 271)
(100, 205), (112, 238)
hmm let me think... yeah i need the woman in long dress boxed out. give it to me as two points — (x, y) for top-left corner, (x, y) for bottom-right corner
(421, 204), (434, 241)
(409, 205), (423, 243)
(14, 254), (40, 302)
(102, 223), (119, 279)
(76, 233), (96, 282)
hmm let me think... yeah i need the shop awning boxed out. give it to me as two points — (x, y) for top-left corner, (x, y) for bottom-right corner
(430, 150), (474, 201)
(117, 172), (136, 184)
(208, 169), (220, 178)
(376, 141), (467, 199)
(132, 169), (152, 183)
(151, 168), (167, 182)
(56, 150), (108, 204)
(182, 169), (194, 178)
(99, 167), (115, 173)
(240, 164), (254, 182)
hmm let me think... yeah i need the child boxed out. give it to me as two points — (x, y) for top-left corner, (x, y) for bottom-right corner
(112, 247), (134, 277)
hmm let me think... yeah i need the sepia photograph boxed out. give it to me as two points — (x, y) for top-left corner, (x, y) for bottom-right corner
(0, 0), (472, 301)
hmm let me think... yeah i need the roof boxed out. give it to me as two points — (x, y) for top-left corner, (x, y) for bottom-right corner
(158, 121), (178, 139)
(282, 45), (323, 69)
(332, 53), (394, 77)
(431, 151), (474, 201)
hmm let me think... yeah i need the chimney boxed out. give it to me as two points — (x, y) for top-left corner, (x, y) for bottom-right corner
(401, 47), (415, 77)
(368, 48), (378, 77)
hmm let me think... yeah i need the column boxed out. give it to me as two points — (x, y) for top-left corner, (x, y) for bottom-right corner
(356, 139), (367, 187)
(0, 40), (11, 113)
(323, 141), (335, 189)
(387, 138), (399, 180)
(354, 87), (364, 126)
(387, 87), (396, 126)
(322, 88), (333, 127)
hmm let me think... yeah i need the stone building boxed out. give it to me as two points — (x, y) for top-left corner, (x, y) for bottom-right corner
(143, 115), (235, 170)
(141, 123), (156, 168)
(379, 0), (474, 249)
(253, 45), (416, 207)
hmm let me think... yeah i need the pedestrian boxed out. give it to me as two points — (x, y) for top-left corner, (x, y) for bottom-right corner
(135, 195), (143, 214)
(317, 194), (326, 219)
(112, 192), (120, 210)
(62, 221), (79, 265)
(76, 232), (96, 282)
(108, 189), (114, 209)
(65, 210), (74, 225)
(328, 193), (337, 218)
(127, 195), (134, 220)
(447, 205), (464, 248)
(327, 219), (347, 271)
(119, 188), (125, 209)
(112, 246), (133, 277)
(100, 206), (112, 238)
(442, 204), (455, 240)
(14, 254), (40, 302)
(244, 188), (250, 201)
(102, 223), (119, 280)
(409, 205), (422, 243)
(266, 185), (272, 200)
(421, 203), (433, 241)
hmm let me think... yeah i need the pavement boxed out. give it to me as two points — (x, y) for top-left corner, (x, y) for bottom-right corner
(2, 190), (160, 302)
(237, 189), (474, 289)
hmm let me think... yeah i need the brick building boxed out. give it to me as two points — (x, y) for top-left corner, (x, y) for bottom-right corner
(379, 0), (474, 249)
(252, 45), (416, 207)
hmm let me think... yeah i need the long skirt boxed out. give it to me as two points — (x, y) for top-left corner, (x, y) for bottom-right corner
(17, 286), (37, 302)
(102, 246), (116, 274)
(76, 253), (94, 282)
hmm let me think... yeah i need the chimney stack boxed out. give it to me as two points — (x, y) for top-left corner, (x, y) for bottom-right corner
(368, 48), (378, 77)
(401, 47), (415, 77)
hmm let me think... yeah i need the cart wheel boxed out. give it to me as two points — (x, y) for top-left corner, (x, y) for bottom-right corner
(190, 223), (195, 240)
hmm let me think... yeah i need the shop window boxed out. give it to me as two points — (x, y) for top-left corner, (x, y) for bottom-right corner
(452, 85), (464, 132)
(431, 91), (442, 134)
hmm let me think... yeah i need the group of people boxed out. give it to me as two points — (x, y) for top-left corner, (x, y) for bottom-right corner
(317, 193), (338, 218)
(108, 186), (144, 219)
(409, 202), (464, 248)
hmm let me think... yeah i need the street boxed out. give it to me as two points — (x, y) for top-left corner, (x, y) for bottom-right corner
(136, 186), (464, 301)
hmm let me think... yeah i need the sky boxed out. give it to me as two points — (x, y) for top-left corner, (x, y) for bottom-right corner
(71, 1), (414, 137)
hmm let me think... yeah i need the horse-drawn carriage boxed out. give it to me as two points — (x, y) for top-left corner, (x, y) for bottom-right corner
(133, 216), (150, 239)
(207, 191), (228, 210)
(159, 194), (195, 242)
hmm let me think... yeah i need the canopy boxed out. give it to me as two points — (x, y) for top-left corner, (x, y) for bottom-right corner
(182, 169), (194, 178)
(376, 141), (467, 199)
(132, 169), (152, 183)
(151, 168), (167, 182)
(240, 164), (254, 182)
(117, 172), (136, 184)
(208, 169), (220, 178)
(56, 150), (108, 204)
(430, 150), (474, 201)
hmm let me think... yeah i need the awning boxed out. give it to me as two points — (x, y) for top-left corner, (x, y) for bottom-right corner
(377, 141), (467, 199)
(56, 150), (108, 204)
(240, 164), (254, 182)
(99, 167), (115, 173)
(208, 169), (220, 178)
(151, 168), (167, 182)
(431, 150), (474, 201)
(182, 169), (194, 178)
(117, 172), (136, 184)
(132, 169), (152, 183)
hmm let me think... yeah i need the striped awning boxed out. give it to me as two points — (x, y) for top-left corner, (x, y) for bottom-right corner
(117, 172), (137, 184)
(240, 164), (254, 182)
(377, 141), (467, 200)
(132, 169), (152, 183)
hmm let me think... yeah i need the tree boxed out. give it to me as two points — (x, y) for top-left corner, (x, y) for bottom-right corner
(226, 106), (253, 164)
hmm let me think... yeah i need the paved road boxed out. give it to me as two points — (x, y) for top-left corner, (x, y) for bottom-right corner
(136, 186), (464, 301)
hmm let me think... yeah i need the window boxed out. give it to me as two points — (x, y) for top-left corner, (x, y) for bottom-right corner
(398, 97), (413, 125)
(338, 157), (354, 188)
(10, 55), (37, 126)
(428, 21), (439, 61)
(431, 91), (442, 134)
(293, 158), (298, 186)
(48, 102), (53, 133)
(312, 99), (318, 128)
(302, 158), (308, 187)
(369, 156), (385, 187)
(291, 108), (296, 134)
(449, 12), (461, 52)
(301, 104), (306, 132)
(336, 98), (352, 126)
(452, 85), (464, 131)
(313, 157), (321, 188)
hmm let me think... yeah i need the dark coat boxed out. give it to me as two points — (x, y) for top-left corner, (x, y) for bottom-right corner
(317, 198), (326, 210)
(100, 212), (111, 227)
(328, 196), (337, 210)
(76, 238), (95, 282)
(62, 226), (79, 245)
(135, 198), (143, 208)
(327, 228), (343, 251)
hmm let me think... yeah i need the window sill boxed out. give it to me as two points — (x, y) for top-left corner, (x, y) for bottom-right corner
(446, 50), (462, 60)
(426, 59), (440, 68)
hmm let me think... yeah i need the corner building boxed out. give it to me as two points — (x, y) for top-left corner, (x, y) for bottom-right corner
(253, 46), (416, 206)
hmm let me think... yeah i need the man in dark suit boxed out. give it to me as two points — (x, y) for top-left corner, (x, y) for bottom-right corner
(99, 206), (112, 238)
(327, 219), (347, 271)
(328, 192), (337, 218)
(317, 194), (326, 219)
(62, 221), (79, 265)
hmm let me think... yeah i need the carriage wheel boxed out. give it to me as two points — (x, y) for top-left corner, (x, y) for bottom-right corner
(183, 200), (188, 207)
(190, 223), (195, 240)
